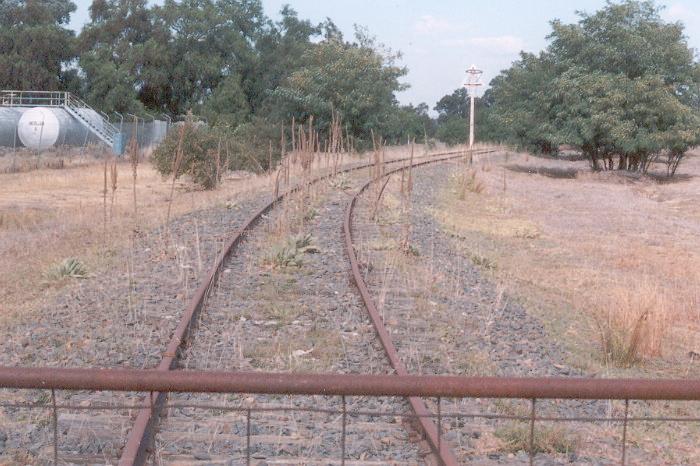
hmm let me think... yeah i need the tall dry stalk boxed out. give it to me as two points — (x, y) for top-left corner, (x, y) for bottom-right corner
(399, 141), (415, 253)
(591, 283), (670, 367)
(165, 124), (187, 234)
(128, 125), (140, 229)
(102, 158), (108, 246)
(109, 157), (118, 220)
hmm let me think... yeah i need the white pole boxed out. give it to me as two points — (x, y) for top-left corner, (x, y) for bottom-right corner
(469, 94), (475, 149)
(464, 65), (483, 150)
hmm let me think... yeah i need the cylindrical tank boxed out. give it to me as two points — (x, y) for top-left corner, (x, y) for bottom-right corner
(17, 107), (69, 150)
(16, 107), (103, 150)
(0, 107), (27, 148)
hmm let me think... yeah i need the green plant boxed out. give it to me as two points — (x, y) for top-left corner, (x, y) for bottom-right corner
(45, 258), (89, 280)
(265, 234), (320, 268)
(152, 122), (223, 190)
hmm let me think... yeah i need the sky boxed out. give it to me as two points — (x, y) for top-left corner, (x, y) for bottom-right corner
(68, 0), (700, 112)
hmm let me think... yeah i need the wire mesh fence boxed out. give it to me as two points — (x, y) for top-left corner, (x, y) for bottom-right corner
(0, 368), (698, 465)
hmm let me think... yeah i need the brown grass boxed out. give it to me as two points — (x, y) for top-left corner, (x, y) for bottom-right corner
(433, 149), (700, 374)
(0, 143), (443, 329)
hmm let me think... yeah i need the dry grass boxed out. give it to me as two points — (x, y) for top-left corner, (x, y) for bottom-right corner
(494, 423), (579, 455)
(0, 145), (403, 327)
(591, 282), (671, 367)
(433, 149), (700, 375)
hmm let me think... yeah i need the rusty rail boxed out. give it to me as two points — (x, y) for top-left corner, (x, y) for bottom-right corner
(2, 367), (699, 465)
(119, 149), (473, 465)
(1, 367), (699, 399)
(343, 150), (494, 465)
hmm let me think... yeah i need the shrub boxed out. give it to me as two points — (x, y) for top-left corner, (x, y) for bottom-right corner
(152, 123), (223, 190)
(436, 117), (467, 146)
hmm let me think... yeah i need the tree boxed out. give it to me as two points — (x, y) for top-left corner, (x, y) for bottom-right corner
(488, 52), (560, 153)
(245, 6), (322, 114)
(488, 0), (700, 173)
(151, 0), (265, 116)
(436, 117), (468, 146)
(271, 30), (407, 146)
(435, 88), (469, 121)
(0, 0), (77, 90)
(435, 87), (500, 146)
(79, 0), (158, 113)
(383, 103), (435, 145)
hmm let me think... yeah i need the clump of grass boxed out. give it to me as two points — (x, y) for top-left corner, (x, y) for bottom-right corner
(328, 173), (351, 190)
(591, 283), (670, 367)
(495, 423), (578, 455)
(459, 168), (485, 199)
(303, 208), (319, 221)
(265, 233), (319, 268)
(45, 258), (89, 280)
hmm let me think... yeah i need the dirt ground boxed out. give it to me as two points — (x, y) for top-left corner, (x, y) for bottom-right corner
(431, 149), (700, 378)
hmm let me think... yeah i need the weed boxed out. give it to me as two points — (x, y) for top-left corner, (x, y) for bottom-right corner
(303, 208), (319, 221)
(495, 423), (578, 454)
(45, 258), (89, 280)
(459, 168), (485, 199)
(265, 233), (320, 268)
(328, 173), (351, 190)
(591, 283), (669, 367)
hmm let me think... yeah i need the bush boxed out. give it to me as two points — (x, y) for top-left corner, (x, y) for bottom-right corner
(152, 123), (224, 190)
(227, 118), (283, 172)
(436, 117), (467, 146)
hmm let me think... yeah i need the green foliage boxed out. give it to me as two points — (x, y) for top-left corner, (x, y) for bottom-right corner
(383, 103), (435, 145)
(434, 88), (501, 146)
(487, 0), (700, 173)
(152, 123), (223, 189)
(266, 234), (319, 268)
(270, 32), (408, 147)
(436, 117), (467, 146)
(78, 0), (153, 113)
(0, 0), (77, 90)
(435, 88), (469, 120)
(45, 258), (89, 280)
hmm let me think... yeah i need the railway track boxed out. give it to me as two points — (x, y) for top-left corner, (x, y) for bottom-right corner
(114, 148), (491, 465)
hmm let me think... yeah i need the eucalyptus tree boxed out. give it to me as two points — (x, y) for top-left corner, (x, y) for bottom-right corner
(0, 0), (78, 90)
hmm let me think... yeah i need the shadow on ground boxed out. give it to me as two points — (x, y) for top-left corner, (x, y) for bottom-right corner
(505, 164), (579, 179)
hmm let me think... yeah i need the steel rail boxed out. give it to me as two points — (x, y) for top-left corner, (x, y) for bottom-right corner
(343, 150), (493, 466)
(118, 149), (472, 465)
(1, 367), (699, 400)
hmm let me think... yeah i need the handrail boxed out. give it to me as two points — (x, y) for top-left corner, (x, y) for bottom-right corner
(0, 367), (698, 400)
(0, 90), (120, 141)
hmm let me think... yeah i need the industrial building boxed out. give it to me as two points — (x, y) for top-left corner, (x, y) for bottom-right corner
(0, 91), (168, 154)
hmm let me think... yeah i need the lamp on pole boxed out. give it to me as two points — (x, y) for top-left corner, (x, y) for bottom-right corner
(464, 65), (483, 149)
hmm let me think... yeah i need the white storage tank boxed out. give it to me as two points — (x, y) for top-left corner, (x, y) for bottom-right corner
(16, 107), (102, 150)
(0, 107), (27, 147)
(17, 107), (69, 150)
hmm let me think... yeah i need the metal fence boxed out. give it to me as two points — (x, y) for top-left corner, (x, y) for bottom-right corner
(0, 367), (698, 465)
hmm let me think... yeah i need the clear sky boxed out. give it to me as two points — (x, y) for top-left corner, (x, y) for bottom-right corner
(68, 0), (700, 111)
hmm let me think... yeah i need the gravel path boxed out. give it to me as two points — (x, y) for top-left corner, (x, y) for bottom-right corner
(156, 170), (423, 465)
(0, 190), (272, 464)
(353, 160), (622, 465)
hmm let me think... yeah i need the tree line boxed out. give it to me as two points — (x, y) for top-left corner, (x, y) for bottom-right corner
(0, 0), (435, 155)
(433, 1), (700, 175)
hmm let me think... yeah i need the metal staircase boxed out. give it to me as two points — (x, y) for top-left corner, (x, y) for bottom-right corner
(0, 90), (121, 151)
